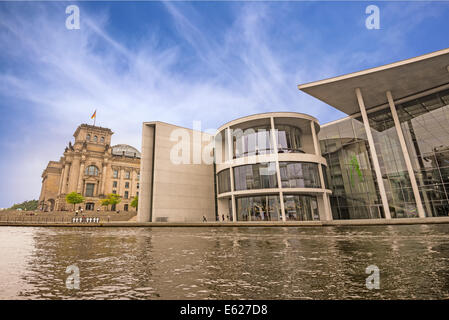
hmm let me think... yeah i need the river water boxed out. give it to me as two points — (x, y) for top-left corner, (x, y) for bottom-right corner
(0, 225), (448, 299)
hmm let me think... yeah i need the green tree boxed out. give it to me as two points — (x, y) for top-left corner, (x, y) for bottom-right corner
(130, 196), (138, 210)
(104, 193), (121, 211)
(10, 200), (39, 211)
(65, 192), (85, 210)
(100, 199), (110, 211)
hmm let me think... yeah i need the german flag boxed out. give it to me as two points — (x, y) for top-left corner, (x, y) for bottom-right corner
(91, 110), (96, 119)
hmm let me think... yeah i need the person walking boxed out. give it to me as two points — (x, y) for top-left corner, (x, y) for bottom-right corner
(203, 215), (207, 222)
(222, 214), (225, 222)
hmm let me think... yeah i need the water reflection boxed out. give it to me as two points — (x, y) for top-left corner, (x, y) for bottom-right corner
(0, 225), (448, 299)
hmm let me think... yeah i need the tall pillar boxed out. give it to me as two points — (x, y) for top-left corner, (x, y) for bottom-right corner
(61, 163), (70, 194)
(386, 91), (426, 218)
(68, 156), (81, 193)
(226, 127), (237, 222)
(310, 121), (320, 156)
(130, 168), (135, 197)
(100, 161), (108, 195)
(355, 88), (391, 219)
(77, 161), (85, 193)
(270, 117), (286, 222)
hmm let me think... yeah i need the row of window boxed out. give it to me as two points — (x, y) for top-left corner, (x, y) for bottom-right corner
(86, 134), (105, 143)
(231, 124), (304, 159)
(217, 162), (325, 193)
(84, 165), (139, 180)
(112, 181), (139, 189)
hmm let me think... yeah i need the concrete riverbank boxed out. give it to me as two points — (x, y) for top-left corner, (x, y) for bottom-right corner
(1, 216), (449, 227)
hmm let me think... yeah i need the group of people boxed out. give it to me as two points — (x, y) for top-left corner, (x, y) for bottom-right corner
(72, 216), (100, 223)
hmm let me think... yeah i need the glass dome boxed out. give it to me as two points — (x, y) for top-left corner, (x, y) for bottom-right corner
(111, 144), (141, 158)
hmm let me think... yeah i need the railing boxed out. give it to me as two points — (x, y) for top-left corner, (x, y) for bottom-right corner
(0, 215), (103, 224)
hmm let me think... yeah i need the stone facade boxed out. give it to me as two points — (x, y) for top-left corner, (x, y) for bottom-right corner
(39, 124), (141, 212)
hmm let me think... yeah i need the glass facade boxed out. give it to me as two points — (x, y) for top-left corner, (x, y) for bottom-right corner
(217, 169), (231, 194)
(319, 118), (384, 220)
(279, 162), (321, 188)
(233, 126), (272, 158)
(236, 195), (282, 221)
(234, 162), (278, 191)
(359, 108), (418, 218)
(276, 125), (303, 153)
(319, 88), (449, 219)
(396, 89), (449, 217)
(283, 194), (319, 221)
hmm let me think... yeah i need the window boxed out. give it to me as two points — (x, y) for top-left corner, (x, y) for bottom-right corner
(236, 195), (281, 221)
(85, 203), (95, 211)
(125, 182), (129, 188)
(279, 162), (321, 188)
(284, 194), (319, 221)
(124, 191), (129, 199)
(137, 172), (140, 180)
(85, 165), (99, 176)
(124, 204), (129, 211)
(217, 169), (231, 193)
(113, 181), (117, 188)
(85, 183), (95, 197)
(93, 136), (98, 142)
(137, 183), (139, 189)
(100, 136), (104, 143)
(125, 171), (130, 179)
(112, 190), (117, 194)
(233, 126), (272, 158)
(233, 162), (278, 191)
(86, 134), (91, 141)
(113, 169), (118, 178)
(276, 125), (303, 153)
(136, 192), (139, 197)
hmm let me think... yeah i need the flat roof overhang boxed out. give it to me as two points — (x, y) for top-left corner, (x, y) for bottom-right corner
(298, 48), (449, 115)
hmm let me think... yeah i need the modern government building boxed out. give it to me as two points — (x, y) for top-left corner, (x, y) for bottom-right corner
(134, 47), (449, 222)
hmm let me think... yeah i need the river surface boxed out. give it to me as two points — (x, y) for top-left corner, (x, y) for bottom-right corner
(0, 225), (448, 299)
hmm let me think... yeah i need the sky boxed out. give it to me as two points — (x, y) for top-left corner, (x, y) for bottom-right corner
(0, 1), (448, 207)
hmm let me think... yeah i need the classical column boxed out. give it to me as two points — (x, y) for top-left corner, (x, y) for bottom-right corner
(100, 161), (108, 195)
(68, 156), (81, 193)
(77, 161), (85, 193)
(271, 117), (286, 222)
(355, 88), (391, 219)
(130, 168), (135, 197)
(226, 127), (237, 222)
(386, 91), (426, 218)
(61, 163), (70, 194)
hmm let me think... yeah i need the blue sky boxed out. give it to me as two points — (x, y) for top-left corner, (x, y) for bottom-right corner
(0, 1), (448, 207)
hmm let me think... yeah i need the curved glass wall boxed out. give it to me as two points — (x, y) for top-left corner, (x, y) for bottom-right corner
(234, 162), (278, 191)
(236, 195), (281, 221)
(319, 118), (384, 220)
(283, 194), (319, 221)
(232, 126), (272, 158)
(279, 162), (321, 188)
(217, 169), (231, 194)
(276, 125), (303, 153)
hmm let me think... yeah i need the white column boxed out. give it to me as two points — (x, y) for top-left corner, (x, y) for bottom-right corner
(226, 127), (237, 222)
(355, 88), (392, 219)
(386, 90), (426, 218)
(270, 117), (286, 222)
(310, 121), (320, 156)
(100, 162), (107, 195)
